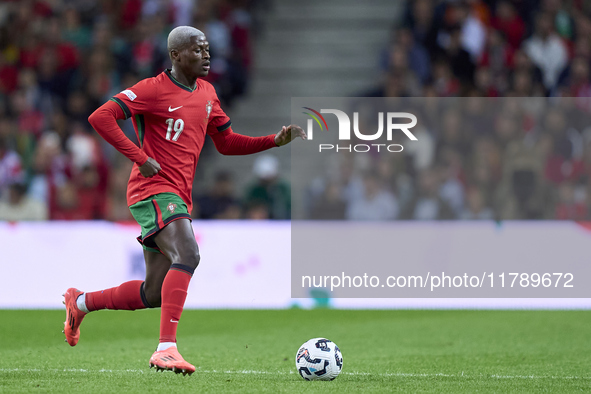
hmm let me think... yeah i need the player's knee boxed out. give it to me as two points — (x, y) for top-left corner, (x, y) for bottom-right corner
(168, 242), (200, 269)
(180, 250), (200, 270)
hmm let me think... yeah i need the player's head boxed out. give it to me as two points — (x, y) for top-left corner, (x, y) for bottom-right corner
(167, 26), (210, 79)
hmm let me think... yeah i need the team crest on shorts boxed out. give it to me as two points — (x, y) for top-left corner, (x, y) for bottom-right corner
(167, 203), (177, 213)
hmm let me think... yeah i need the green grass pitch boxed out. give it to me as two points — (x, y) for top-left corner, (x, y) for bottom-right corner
(1, 309), (590, 392)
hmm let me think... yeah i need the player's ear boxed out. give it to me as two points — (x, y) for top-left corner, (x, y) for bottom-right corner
(170, 49), (180, 62)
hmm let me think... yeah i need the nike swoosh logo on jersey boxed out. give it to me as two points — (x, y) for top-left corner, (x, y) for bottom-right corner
(170, 319), (179, 323)
(168, 106), (183, 112)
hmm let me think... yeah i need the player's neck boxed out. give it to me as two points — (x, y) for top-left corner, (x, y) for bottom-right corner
(170, 68), (197, 90)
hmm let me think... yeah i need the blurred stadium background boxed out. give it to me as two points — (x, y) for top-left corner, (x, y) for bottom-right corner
(1, 0), (591, 309)
(3, 0), (591, 222)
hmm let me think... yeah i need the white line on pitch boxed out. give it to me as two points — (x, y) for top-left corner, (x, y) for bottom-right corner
(1, 368), (589, 380)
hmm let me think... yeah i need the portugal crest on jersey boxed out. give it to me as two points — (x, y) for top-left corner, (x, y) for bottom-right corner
(167, 203), (177, 213)
(205, 100), (212, 120)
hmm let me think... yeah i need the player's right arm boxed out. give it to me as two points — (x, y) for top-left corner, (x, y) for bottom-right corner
(88, 81), (161, 178)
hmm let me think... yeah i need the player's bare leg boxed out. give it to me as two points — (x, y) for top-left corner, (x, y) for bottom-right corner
(148, 218), (199, 375)
(143, 250), (172, 307)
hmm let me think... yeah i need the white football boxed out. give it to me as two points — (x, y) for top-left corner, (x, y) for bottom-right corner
(295, 338), (343, 380)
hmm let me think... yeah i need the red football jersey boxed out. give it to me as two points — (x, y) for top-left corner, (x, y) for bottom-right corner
(111, 69), (231, 212)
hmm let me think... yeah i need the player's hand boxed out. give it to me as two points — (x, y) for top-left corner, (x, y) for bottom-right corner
(274, 124), (307, 147)
(138, 157), (161, 178)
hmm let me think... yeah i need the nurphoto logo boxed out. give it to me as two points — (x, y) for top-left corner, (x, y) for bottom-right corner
(302, 107), (418, 153)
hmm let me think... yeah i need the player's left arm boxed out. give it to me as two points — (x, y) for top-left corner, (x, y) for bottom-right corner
(206, 87), (306, 155)
(210, 125), (306, 155)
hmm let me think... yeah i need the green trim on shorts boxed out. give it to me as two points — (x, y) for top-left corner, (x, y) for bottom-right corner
(143, 245), (161, 253)
(129, 192), (191, 253)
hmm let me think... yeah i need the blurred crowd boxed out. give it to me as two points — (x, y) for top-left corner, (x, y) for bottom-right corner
(374, 0), (591, 98)
(195, 154), (290, 220)
(307, 97), (591, 221)
(3, 0), (591, 222)
(307, 0), (591, 221)
(0, 0), (263, 221)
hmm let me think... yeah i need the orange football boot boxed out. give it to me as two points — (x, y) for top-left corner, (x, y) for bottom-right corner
(62, 288), (87, 346)
(149, 347), (195, 376)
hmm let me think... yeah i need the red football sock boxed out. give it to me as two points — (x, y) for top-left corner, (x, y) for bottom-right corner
(159, 264), (194, 343)
(86, 280), (150, 311)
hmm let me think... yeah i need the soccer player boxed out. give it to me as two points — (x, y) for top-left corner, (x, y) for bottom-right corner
(62, 26), (305, 375)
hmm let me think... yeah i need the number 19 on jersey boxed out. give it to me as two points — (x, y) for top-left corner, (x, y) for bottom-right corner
(165, 118), (185, 141)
